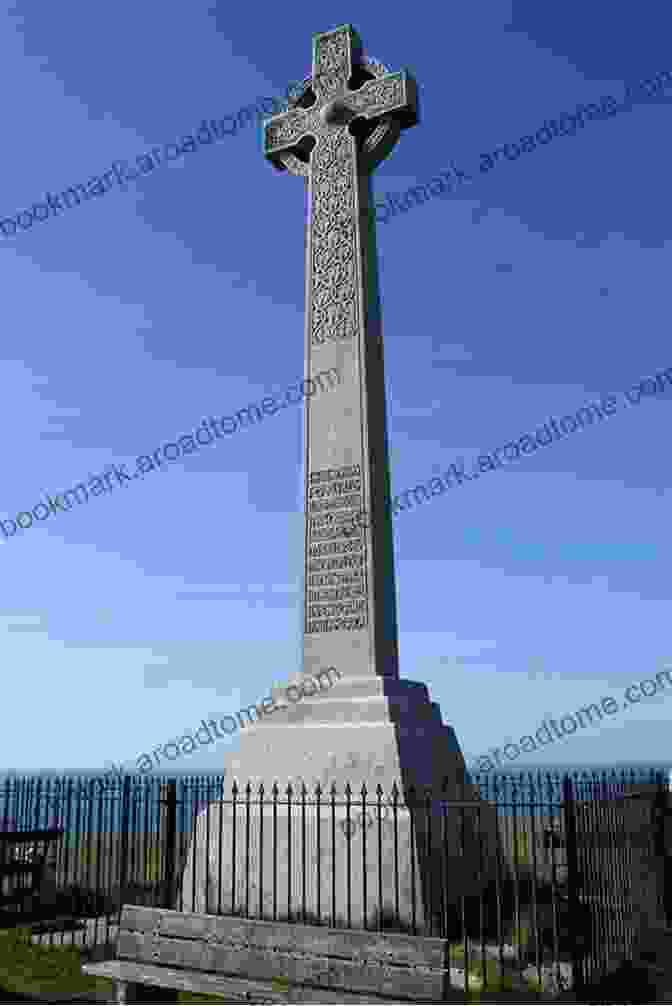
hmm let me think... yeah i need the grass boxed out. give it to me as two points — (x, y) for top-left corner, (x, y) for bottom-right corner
(0, 927), (111, 1001)
(0, 928), (231, 1002)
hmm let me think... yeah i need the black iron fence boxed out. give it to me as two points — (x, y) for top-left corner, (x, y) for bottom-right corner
(0, 769), (669, 996)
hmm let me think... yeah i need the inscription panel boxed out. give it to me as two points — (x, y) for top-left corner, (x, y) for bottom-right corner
(306, 616), (367, 634)
(310, 522), (364, 540)
(308, 570), (363, 587)
(310, 509), (363, 527)
(309, 465), (361, 484)
(309, 477), (361, 498)
(309, 539), (365, 557)
(305, 464), (368, 635)
(308, 587), (365, 602)
(309, 493), (363, 513)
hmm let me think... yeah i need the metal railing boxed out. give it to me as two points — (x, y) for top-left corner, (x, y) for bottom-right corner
(0, 768), (668, 995)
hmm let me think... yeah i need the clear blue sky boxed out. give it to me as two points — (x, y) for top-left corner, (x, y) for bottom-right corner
(1, 1), (671, 775)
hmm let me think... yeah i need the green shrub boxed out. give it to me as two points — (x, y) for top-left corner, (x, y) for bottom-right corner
(447, 944), (518, 997)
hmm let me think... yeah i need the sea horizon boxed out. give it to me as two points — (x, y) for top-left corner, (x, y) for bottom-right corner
(1, 759), (670, 779)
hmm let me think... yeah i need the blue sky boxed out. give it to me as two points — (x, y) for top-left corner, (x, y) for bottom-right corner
(1, 1), (671, 775)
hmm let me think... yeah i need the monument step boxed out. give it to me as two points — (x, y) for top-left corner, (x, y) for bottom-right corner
(259, 695), (444, 727)
(230, 716), (467, 789)
(271, 676), (433, 704)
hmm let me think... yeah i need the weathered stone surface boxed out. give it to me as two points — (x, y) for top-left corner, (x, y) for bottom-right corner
(230, 672), (468, 792)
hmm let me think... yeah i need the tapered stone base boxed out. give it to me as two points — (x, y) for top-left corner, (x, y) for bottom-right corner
(180, 674), (498, 931)
(231, 672), (471, 792)
(180, 800), (434, 928)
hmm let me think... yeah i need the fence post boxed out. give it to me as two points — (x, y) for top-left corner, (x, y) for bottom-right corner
(117, 776), (131, 919)
(161, 781), (178, 909)
(562, 775), (585, 994)
(652, 777), (672, 927)
(665, 803), (672, 929)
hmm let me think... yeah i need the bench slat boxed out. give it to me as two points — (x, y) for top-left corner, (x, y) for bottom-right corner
(117, 905), (449, 969)
(116, 929), (445, 1000)
(82, 959), (435, 1003)
(83, 960), (287, 1002)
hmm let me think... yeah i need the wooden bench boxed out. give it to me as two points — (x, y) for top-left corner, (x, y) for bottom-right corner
(82, 904), (465, 1003)
(0, 828), (63, 921)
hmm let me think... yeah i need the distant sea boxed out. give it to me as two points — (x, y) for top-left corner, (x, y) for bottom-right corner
(0, 767), (225, 778)
(1, 763), (669, 834)
(1, 760), (671, 780)
(3, 760), (672, 784)
(1, 761), (670, 801)
(0, 768), (226, 836)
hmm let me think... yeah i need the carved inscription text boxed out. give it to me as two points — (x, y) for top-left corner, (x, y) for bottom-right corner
(305, 463), (368, 634)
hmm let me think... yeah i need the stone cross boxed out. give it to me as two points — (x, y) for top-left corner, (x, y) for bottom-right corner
(263, 24), (417, 683)
(180, 31), (477, 927)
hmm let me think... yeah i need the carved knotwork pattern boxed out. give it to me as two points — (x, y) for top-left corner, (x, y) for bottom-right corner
(266, 110), (316, 153)
(309, 132), (359, 348)
(315, 30), (350, 96)
(266, 58), (403, 177)
(277, 152), (309, 177)
(348, 75), (404, 116)
(364, 120), (395, 156)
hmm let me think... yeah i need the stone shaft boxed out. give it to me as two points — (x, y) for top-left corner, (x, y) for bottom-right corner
(263, 24), (417, 682)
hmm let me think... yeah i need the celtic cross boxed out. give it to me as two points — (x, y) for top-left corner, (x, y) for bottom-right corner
(263, 25), (417, 682)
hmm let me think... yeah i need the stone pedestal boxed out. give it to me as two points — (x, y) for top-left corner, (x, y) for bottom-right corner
(233, 673), (470, 794)
(180, 673), (496, 932)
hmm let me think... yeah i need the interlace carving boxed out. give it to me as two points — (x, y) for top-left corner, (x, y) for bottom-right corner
(266, 110), (316, 152)
(309, 132), (359, 348)
(347, 74), (404, 116)
(314, 29), (350, 96)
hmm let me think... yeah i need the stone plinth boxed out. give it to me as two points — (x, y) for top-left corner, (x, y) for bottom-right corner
(180, 673), (497, 931)
(179, 790), (489, 933)
(228, 673), (469, 795)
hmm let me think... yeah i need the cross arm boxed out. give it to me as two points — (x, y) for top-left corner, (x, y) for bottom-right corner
(346, 71), (418, 130)
(263, 106), (314, 167)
